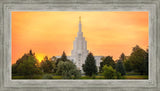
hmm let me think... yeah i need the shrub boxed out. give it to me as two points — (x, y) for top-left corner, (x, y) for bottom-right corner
(102, 65), (116, 79)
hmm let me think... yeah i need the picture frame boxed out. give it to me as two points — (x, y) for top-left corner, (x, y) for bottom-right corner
(0, 0), (160, 91)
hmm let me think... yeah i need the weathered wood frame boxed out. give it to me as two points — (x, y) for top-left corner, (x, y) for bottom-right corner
(0, 0), (160, 91)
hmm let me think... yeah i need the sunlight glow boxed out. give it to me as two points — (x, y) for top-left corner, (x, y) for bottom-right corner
(36, 53), (45, 63)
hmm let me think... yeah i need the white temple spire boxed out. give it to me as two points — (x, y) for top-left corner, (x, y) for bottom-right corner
(79, 16), (81, 23)
(79, 16), (82, 32)
(71, 16), (88, 72)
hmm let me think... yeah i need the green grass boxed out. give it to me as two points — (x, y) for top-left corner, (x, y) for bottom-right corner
(126, 72), (141, 75)
(12, 74), (148, 79)
(12, 76), (26, 79)
(12, 75), (42, 79)
(124, 75), (148, 79)
(52, 76), (62, 79)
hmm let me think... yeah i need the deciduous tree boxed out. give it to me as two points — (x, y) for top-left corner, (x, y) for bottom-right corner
(99, 56), (115, 72)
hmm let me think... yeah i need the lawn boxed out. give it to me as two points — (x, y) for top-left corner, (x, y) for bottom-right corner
(12, 75), (148, 79)
(124, 75), (148, 79)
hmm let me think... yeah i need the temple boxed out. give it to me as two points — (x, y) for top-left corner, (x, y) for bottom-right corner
(70, 16), (102, 72)
(71, 16), (89, 71)
(54, 16), (103, 73)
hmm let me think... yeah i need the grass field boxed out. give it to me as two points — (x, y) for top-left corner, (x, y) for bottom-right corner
(124, 75), (148, 79)
(12, 75), (148, 79)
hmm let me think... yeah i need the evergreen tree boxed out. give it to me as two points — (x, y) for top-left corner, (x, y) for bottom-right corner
(119, 53), (125, 61)
(116, 60), (126, 76)
(82, 52), (97, 76)
(61, 51), (67, 62)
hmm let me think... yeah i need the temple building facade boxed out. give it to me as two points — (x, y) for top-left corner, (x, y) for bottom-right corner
(70, 16), (89, 71)
(55, 16), (103, 72)
(70, 16), (102, 72)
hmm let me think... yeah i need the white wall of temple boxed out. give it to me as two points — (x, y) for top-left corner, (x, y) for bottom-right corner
(53, 56), (102, 72)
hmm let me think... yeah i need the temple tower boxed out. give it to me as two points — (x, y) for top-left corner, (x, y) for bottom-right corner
(71, 16), (89, 72)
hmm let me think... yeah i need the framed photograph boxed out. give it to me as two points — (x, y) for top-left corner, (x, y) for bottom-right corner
(0, 0), (160, 91)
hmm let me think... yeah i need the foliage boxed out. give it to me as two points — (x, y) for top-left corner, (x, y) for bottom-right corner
(116, 72), (122, 79)
(40, 56), (56, 73)
(102, 65), (116, 79)
(144, 49), (149, 75)
(12, 50), (42, 78)
(119, 53), (125, 61)
(116, 60), (126, 76)
(55, 51), (70, 72)
(82, 52), (97, 76)
(124, 60), (133, 72)
(56, 61), (81, 79)
(129, 45), (148, 75)
(12, 63), (17, 74)
(61, 51), (68, 62)
(99, 56), (115, 73)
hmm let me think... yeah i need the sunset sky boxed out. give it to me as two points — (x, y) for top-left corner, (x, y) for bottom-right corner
(12, 11), (148, 64)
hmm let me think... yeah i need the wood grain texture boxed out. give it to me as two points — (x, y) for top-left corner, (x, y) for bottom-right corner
(0, 0), (160, 91)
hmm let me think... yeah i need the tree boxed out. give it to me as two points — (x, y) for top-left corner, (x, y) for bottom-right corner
(12, 63), (17, 74)
(40, 56), (56, 73)
(144, 49), (148, 75)
(124, 60), (132, 72)
(129, 45), (148, 74)
(119, 53), (125, 61)
(56, 61), (81, 79)
(55, 51), (69, 72)
(82, 52), (97, 76)
(61, 51), (68, 62)
(12, 50), (42, 78)
(102, 65), (116, 79)
(99, 56), (115, 72)
(116, 60), (126, 76)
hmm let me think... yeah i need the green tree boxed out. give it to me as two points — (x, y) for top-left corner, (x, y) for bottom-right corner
(12, 63), (17, 74)
(129, 45), (148, 74)
(82, 52), (97, 76)
(12, 50), (42, 78)
(61, 51), (67, 62)
(116, 60), (126, 76)
(99, 56), (115, 72)
(144, 49), (148, 75)
(56, 61), (80, 79)
(124, 60), (132, 72)
(55, 51), (70, 72)
(102, 65), (116, 79)
(119, 53), (125, 61)
(40, 56), (56, 73)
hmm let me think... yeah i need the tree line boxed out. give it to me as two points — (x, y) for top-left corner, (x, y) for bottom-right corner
(12, 45), (148, 79)
(82, 45), (148, 78)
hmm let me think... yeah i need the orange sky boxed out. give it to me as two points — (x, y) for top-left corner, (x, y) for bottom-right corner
(12, 11), (148, 64)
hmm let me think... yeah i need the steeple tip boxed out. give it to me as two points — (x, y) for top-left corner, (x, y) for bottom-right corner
(79, 16), (81, 22)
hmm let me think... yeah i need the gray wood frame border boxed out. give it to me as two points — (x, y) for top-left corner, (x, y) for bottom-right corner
(0, 0), (160, 91)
